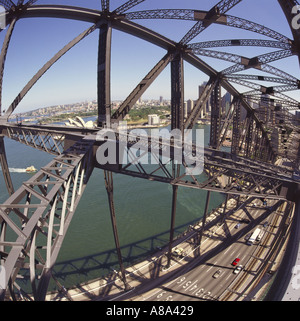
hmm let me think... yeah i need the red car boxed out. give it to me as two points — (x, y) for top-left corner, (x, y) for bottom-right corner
(232, 258), (240, 266)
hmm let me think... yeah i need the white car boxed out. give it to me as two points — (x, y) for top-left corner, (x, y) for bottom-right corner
(233, 265), (243, 274)
(213, 269), (223, 279)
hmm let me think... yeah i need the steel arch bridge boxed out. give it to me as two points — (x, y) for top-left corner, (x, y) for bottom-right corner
(0, 0), (300, 301)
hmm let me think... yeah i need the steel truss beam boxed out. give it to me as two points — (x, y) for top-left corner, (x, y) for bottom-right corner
(101, 0), (110, 12)
(221, 50), (295, 78)
(95, 131), (297, 199)
(1, 120), (289, 194)
(0, 0), (15, 11)
(225, 77), (300, 106)
(0, 137), (94, 301)
(125, 9), (291, 43)
(244, 93), (300, 111)
(97, 153), (292, 201)
(224, 74), (299, 87)
(191, 48), (297, 83)
(180, 0), (243, 45)
(4, 125), (65, 156)
(113, 0), (145, 14)
(189, 39), (292, 50)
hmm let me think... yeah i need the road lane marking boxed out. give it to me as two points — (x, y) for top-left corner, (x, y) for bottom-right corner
(224, 245), (232, 255)
(184, 279), (199, 292)
(207, 261), (218, 272)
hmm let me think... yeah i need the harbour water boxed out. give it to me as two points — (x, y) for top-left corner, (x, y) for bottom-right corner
(0, 123), (225, 291)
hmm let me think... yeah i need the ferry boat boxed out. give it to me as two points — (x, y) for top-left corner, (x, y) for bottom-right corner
(25, 166), (37, 173)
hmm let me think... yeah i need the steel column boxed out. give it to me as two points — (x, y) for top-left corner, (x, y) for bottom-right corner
(231, 99), (241, 155)
(245, 114), (254, 158)
(221, 193), (230, 224)
(210, 80), (221, 149)
(104, 170), (130, 291)
(166, 185), (179, 267)
(171, 52), (184, 131)
(166, 161), (181, 267)
(198, 190), (211, 249)
(98, 22), (112, 128)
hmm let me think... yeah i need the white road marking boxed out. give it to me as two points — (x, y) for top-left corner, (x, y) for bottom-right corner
(207, 261), (218, 272)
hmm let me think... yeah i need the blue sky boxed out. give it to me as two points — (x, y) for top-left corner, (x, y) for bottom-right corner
(0, 0), (299, 113)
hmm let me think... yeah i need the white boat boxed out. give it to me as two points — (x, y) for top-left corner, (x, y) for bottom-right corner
(25, 166), (37, 173)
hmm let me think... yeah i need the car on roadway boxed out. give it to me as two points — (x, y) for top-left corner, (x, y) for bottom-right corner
(172, 247), (185, 258)
(235, 223), (241, 229)
(263, 221), (269, 228)
(232, 258), (240, 266)
(213, 269), (223, 279)
(233, 265), (243, 274)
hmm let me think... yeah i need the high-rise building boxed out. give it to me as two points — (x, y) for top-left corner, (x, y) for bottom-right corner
(148, 114), (160, 125)
(184, 101), (188, 118)
(187, 99), (194, 115)
(221, 92), (231, 115)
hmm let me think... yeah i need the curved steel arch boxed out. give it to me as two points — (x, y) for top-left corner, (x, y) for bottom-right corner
(0, 1), (299, 301)
(125, 9), (292, 43)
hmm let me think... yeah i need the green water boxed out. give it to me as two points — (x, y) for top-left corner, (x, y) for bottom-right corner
(0, 124), (225, 290)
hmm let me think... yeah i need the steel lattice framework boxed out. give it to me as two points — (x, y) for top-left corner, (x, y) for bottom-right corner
(0, 0), (299, 301)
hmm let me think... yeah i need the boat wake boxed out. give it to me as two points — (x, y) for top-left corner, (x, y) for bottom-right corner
(0, 168), (27, 173)
(9, 168), (27, 173)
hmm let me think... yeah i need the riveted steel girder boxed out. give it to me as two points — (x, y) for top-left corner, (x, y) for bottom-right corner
(97, 22), (112, 127)
(180, 0), (243, 45)
(171, 52), (184, 131)
(0, 137), (94, 301)
(113, 0), (145, 15)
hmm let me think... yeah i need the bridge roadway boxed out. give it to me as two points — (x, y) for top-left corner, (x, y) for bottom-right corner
(46, 196), (292, 301)
(122, 199), (290, 301)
